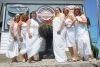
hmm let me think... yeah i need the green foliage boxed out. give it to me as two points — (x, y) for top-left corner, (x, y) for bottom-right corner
(91, 43), (99, 58)
(39, 22), (53, 39)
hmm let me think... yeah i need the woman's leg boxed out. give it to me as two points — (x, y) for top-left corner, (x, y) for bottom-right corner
(34, 53), (40, 61)
(68, 47), (74, 60)
(12, 56), (18, 62)
(22, 53), (28, 62)
(68, 47), (78, 61)
(73, 47), (78, 61)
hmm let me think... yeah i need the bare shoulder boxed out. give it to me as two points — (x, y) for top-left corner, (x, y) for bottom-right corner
(10, 22), (15, 27)
(27, 19), (31, 24)
(60, 13), (64, 17)
(81, 14), (86, 17)
(60, 13), (65, 19)
(69, 15), (75, 20)
(10, 21), (14, 25)
(18, 21), (22, 26)
(81, 14), (87, 20)
(52, 16), (55, 18)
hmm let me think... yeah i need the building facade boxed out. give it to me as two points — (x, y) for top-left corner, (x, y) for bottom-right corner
(0, 0), (84, 54)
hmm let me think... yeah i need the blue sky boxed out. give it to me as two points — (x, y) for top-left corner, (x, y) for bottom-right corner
(84, 0), (100, 57)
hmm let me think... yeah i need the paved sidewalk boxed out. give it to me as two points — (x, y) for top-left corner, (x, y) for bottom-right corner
(0, 54), (100, 67)
(0, 59), (100, 67)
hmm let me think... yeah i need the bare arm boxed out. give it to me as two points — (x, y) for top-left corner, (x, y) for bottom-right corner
(10, 22), (14, 36)
(70, 15), (77, 26)
(18, 21), (22, 37)
(27, 19), (32, 38)
(79, 14), (87, 24)
(27, 19), (31, 34)
(57, 13), (65, 33)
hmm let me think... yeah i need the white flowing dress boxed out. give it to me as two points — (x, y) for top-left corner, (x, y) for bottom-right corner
(64, 18), (76, 48)
(6, 22), (19, 58)
(27, 19), (43, 59)
(75, 15), (92, 59)
(19, 22), (27, 54)
(53, 16), (67, 62)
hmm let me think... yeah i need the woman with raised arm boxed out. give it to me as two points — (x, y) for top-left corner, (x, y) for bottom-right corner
(74, 6), (93, 61)
(63, 7), (78, 61)
(26, 11), (43, 63)
(6, 14), (20, 62)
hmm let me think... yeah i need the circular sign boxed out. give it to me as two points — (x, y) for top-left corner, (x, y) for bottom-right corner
(37, 6), (55, 22)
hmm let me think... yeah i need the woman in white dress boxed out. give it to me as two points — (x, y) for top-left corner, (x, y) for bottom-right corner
(74, 6), (93, 61)
(18, 13), (29, 62)
(27, 11), (43, 62)
(63, 7), (78, 61)
(6, 14), (20, 62)
(53, 7), (67, 62)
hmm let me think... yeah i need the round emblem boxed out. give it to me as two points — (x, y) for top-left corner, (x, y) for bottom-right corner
(37, 6), (55, 22)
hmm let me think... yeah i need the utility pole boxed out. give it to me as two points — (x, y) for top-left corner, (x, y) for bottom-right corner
(97, 0), (100, 35)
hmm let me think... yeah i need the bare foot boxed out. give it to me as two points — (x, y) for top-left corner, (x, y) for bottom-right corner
(12, 58), (18, 63)
(89, 58), (92, 62)
(72, 58), (77, 62)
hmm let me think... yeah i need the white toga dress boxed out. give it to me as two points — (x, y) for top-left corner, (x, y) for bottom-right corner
(53, 16), (67, 62)
(26, 19), (43, 59)
(6, 22), (19, 58)
(75, 15), (92, 58)
(19, 22), (27, 54)
(64, 17), (76, 48)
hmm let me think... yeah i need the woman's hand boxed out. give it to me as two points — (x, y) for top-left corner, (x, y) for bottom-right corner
(13, 35), (17, 41)
(29, 33), (32, 39)
(76, 16), (82, 22)
(57, 30), (61, 34)
(66, 24), (72, 29)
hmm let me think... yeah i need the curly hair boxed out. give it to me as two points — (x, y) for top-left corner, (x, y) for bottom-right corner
(20, 13), (29, 22)
(14, 14), (20, 23)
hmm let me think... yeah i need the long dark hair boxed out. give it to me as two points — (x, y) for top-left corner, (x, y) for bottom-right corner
(30, 11), (37, 18)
